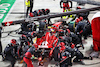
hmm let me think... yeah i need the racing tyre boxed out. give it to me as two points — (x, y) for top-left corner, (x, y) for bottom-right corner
(53, 47), (60, 61)
(17, 46), (23, 59)
(49, 56), (53, 61)
(61, 64), (68, 67)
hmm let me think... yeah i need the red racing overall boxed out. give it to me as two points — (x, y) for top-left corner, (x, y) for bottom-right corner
(23, 46), (35, 67)
(60, 0), (72, 12)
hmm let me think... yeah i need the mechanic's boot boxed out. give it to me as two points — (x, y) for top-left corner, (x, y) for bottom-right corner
(82, 46), (84, 49)
(84, 36), (87, 39)
(90, 51), (99, 58)
(76, 45), (82, 48)
(81, 44), (84, 49)
(1, 52), (6, 61)
(74, 59), (85, 65)
(79, 61), (85, 65)
(89, 56), (93, 60)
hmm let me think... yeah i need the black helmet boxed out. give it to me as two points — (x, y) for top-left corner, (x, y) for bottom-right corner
(58, 29), (64, 36)
(45, 9), (50, 14)
(41, 9), (46, 15)
(27, 23), (36, 31)
(37, 9), (43, 16)
(33, 11), (38, 16)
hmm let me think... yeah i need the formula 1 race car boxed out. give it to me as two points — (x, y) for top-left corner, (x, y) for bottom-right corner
(17, 22), (62, 64)
(0, 0), (100, 66)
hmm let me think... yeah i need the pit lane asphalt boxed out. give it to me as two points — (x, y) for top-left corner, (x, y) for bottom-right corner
(0, 0), (100, 67)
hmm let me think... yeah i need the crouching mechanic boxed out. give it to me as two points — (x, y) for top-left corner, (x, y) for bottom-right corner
(23, 46), (36, 67)
(60, 44), (93, 67)
(3, 39), (19, 67)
